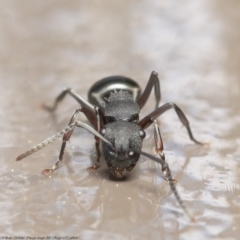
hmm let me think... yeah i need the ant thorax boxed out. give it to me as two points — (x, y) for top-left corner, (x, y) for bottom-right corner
(104, 91), (140, 122)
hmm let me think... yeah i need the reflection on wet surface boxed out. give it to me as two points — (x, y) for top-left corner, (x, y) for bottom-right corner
(0, 0), (240, 239)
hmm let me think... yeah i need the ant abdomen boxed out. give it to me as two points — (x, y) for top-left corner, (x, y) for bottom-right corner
(88, 76), (141, 108)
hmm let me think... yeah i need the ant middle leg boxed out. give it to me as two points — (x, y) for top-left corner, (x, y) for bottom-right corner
(152, 119), (177, 183)
(139, 102), (203, 145)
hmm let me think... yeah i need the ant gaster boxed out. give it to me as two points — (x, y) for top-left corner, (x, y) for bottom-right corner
(16, 71), (202, 220)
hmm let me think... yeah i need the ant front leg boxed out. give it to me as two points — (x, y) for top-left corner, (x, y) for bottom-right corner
(140, 151), (195, 221)
(88, 106), (102, 171)
(137, 71), (161, 110)
(42, 107), (82, 174)
(16, 119), (113, 174)
(42, 106), (103, 174)
(42, 88), (104, 171)
(152, 118), (176, 183)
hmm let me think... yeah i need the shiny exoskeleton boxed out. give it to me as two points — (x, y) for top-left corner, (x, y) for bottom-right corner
(88, 76), (143, 178)
(99, 91), (143, 178)
(16, 71), (203, 220)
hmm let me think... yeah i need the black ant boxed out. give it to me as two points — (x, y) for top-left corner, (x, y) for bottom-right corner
(16, 71), (203, 220)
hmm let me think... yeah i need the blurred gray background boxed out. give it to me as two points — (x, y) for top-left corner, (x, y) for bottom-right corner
(0, 0), (240, 239)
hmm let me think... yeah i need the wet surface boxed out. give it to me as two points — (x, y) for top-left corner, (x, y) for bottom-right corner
(0, 0), (240, 239)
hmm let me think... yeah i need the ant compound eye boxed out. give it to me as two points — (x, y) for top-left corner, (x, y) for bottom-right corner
(128, 151), (134, 156)
(101, 128), (106, 135)
(109, 151), (115, 156)
(139, 130), (146, 138)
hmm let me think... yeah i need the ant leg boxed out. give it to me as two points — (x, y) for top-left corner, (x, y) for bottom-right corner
(44, 88), (94, 112)
(137, 71), (161, 110)
(43, 88), (97, 126)
(42, 107), (82, 174)
(16, 117), (113, 174)
(42, 106), (103, 174)
(139, 102), (203, 145)
(140, 151), (195, 221)
(88, 106), (102, 171)
(152, 118), (177, 183)
(43, 88), (104, 165)
(95, 107), (101, 163)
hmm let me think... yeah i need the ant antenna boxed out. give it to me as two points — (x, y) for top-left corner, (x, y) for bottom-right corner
(140, 151), (196, 222)
(16, 123), (76, 161)
(16, 121), (113, 161)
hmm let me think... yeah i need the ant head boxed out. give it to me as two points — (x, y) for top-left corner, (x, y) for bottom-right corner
(101, 121), (145, 178)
